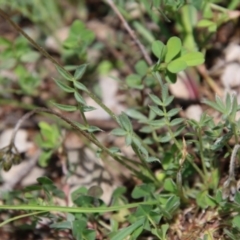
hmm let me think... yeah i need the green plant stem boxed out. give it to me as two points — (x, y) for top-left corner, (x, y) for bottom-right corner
(0, 99), (37, 110)
(87, 91), (117, 121)
(11, 108), (143, 176)
(147, 214), (159, 234)
(231, 123), (239, 144)
(98, 220), (111, 231)
(132, 143), (159, 185)
(197, 128), (208, 176)
(0, 200), (159, 213)
(187, 155), (205, 181)
(161, 105), (205, 182)
(210, 3), (228, 12)
(133, 133), (158, 157)
(0, 210), (47, 227)
(152, 130), (164, 153)
(77, 103), (88, 125)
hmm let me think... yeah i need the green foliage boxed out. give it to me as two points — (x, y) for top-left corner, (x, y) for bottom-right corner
(1, 0), (240, 239)
(63, 20), (95, 61)
(35, 122), (61, 167)
(151, 36), (204, 83)
(0, 0), (61, 31)
(0, 36), (40, 94)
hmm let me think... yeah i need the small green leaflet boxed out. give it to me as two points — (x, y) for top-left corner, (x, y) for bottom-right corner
(118, 113), (133, 132)
(179, 52), (205, 66)
(74, 64), (87, 80)
(165, 37), (182, 63)
(74, 91), (86, 104)
(151, 40), (167, 60)
(80, 105), (96, 112)
(111, 128), (127, 136)
(87, 126), (103, 133)
(167, 59), (187, 73)
(74, 81), (88, 92)
(51, 102), (77, 111)
(53, 78), (74, 93)
(55, 65), (73, 81)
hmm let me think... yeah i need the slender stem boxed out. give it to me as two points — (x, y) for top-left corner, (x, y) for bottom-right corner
(77, 103), (88, 125)
(0, 211), (47, 227)
(0, 9), (61, 69)
(104, 0), (152, 66)
(0, 9), (118, 123)
(176, 170), (188, 204)
(133, 133), (158, 157)
(232, 123), (239, 145)
(132, 143), (158, 185)
(10, 108), (142, 175)
(197, 128), (208, 176)
(161, 105), (205, 181)
(0, 200), (159, 213)
(87, 91), (117, 121)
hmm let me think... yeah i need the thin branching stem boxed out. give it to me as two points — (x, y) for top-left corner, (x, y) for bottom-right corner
(132, 143), (159, 185)
(197, 128), (208, 176)
(10, 108), (143, 175)
(0, 9), (61, 68)
(0, 8), (117, 124)
(161, 105), (206, 182)
(0, 8), (158, 180)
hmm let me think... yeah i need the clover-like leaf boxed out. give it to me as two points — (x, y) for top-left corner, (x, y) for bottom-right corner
(180, 52), (205, 66)
(135, 60), (148, 76)
(163, 178), (177, 193)
(167, 59), (187, 73)
(165, 37), (182, 62)
(151, 40), (167, 60)
(126, 74), (143, 89)
(131, 184), (155, 199)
